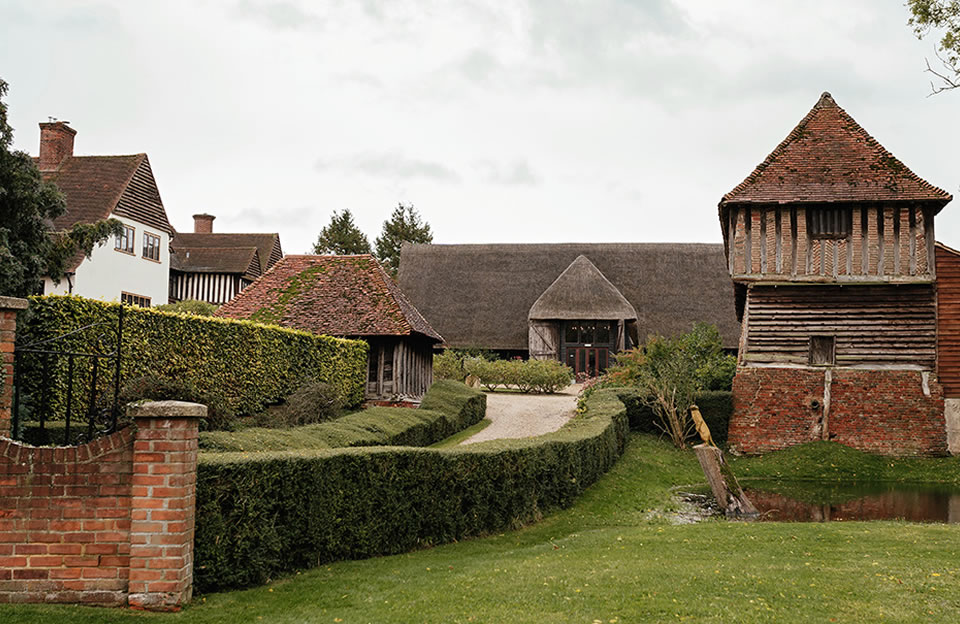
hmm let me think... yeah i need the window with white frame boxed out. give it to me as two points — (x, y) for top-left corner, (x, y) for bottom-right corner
(142, 232), (160, 261)
(115, 225), (135, 254)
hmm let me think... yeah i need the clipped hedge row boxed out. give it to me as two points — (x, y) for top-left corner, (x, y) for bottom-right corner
(200, 380), (485, 452)
(18, 295), (368, 420)
(193, 388), (629, 593)
(616, 389), (733, 445)
(463, 357), (573, 393)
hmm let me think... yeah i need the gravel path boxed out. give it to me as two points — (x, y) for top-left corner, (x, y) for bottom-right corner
(460, 384), (581, 445)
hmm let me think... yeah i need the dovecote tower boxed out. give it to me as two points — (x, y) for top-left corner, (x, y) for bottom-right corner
(720, 93), (952, 455)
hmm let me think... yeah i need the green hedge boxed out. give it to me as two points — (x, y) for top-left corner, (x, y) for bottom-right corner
(616, 389), (732, 445)
(200, 380), (485, 452)
(18, 295), (368, 421)
(193, 388), (629, 593)
(463, 357), (573, 393)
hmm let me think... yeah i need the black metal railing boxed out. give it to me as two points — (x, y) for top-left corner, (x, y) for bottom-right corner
(12, 306), (123, 444)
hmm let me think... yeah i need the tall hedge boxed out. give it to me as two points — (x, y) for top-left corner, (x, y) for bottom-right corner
(18, 295), (367, 419)
(193, 388), (629, 593)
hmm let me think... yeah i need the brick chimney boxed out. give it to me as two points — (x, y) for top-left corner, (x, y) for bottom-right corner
(38, 121), (76, 171)
(193, 214), (215, 233)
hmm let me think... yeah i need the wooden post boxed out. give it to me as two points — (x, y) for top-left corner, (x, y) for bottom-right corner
(694, 444), (758, 518)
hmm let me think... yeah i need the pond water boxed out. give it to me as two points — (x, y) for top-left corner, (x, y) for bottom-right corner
(734, 480), (960, 524)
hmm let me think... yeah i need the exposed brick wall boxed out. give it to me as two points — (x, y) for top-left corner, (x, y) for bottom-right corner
(830, 369), (946, 456)
(0, 297), (29, 439)
(730, 367), (826, 453)
(0, 401), (203, 609)
(730, 366), (947, 456)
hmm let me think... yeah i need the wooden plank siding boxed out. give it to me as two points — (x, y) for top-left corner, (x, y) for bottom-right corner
(365, 337), (434, 401)
(742, 284), (936, 369)
(936, 244), (960, 397)
(726, 203), (933, 282)
(169, 272), (250, 305)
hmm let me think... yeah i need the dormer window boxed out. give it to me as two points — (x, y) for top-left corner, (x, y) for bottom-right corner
(809, 208), (851, 239)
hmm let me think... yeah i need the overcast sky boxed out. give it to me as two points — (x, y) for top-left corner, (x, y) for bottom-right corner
(2, 1), (958, 254)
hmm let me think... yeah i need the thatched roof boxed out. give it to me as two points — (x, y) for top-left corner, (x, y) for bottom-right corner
(529, 255), (637, 321)
(398, 243), (740, 350)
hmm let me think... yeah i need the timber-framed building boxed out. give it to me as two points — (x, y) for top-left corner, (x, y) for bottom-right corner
(216, 254), (441, 402)
(721, 92), (953, 455)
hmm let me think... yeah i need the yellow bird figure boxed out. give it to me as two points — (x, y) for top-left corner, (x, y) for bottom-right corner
(690, 404), (715, 447)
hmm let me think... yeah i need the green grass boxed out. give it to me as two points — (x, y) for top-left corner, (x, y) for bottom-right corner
(732, 440), (960, 484)
(428, 418), (492, 448)
(4, 438), (960, 623)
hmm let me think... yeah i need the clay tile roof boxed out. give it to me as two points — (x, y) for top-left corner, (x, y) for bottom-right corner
(721, 92), (952, 208)
(170, 246), (261, 279)
(171, 233), (283, 271)
(215, 254), (442, 341)
(529, 255), (638, 321)
(38, 154), (175, 233)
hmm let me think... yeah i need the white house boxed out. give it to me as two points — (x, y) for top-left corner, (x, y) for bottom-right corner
(36, 122), (174, 306)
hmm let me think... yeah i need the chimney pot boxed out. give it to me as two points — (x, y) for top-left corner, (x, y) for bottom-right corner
(193, 214), (215, 233)
(38, 121), (77, 170)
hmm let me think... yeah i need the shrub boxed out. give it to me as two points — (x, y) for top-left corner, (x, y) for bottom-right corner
(193, 387), (628, 593)
(463, 357), (573, 393)
(433, 350), (467, 382)
(273, 380), (343, 427)
(154, 299), (219, 316)
(18, 295), (367, 429)
(200, 380), (484, 452)
(120, 373), (235, 431)
(617, 388), (732, 445)
(601, 322), (736, 448)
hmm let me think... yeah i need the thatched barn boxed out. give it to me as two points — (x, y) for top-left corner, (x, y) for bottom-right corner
(217, 254), (442, 402)
(397, 243), (739, 377)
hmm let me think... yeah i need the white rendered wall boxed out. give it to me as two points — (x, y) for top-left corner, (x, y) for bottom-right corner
(43, 215), (170, 306)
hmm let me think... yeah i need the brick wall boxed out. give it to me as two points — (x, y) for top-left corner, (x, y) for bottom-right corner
(0, 401), (203, 610)
(0, 297), (29, 438)
(730, 366), (947, 456)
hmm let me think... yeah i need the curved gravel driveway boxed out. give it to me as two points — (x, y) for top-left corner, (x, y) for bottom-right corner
(460, 384), (581, 445)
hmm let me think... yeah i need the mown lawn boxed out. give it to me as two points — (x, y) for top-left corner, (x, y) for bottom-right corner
(3, 436), (960, 623)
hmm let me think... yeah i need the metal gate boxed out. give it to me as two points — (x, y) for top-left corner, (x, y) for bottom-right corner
(11, 307), (124, 444)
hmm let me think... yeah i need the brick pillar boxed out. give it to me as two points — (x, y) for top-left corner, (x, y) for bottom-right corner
(127, 400), (205, 610)
(0, 296), (29, 438)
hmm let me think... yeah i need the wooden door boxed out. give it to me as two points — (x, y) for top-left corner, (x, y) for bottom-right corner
(565, 347), (609, 377)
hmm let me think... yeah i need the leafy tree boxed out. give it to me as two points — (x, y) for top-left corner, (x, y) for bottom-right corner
(0, 78), (123, 297)
(311, 209), (372, 255)
(602, 323), (736, 449)
(374, 203), (433, 275)
(908, 0), (960, 93)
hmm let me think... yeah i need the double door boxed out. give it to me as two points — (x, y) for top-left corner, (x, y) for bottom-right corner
(561, 320), (615, 378)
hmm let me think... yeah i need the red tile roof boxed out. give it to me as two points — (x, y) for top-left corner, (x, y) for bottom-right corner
(215, 254), (442, 341)
(38, 154), (174, 233)
(722, 92), (952, 207)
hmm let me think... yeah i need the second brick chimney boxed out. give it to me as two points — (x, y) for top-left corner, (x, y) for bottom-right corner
(38, 121), (76, 171)
(193, 214), (215, 233)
